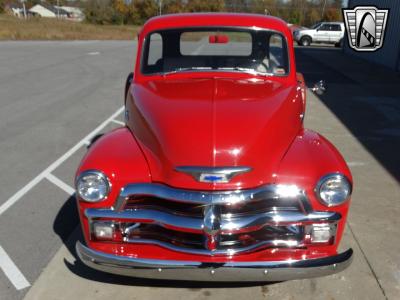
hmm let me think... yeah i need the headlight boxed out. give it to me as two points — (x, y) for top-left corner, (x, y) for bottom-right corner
(315, 174), (351, 206)
(76, 170), (110, 202)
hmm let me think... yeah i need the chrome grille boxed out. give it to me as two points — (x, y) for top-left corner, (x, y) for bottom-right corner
(123, 223), (304, 250)
(86, 183), (341, 256)
(123, 195), (302, 218)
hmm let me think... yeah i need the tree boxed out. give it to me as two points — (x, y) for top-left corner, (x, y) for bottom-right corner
(324, 7), (341, 22)
(186, 0), (224, 13)
(46, 0), (68, 6)
(82, 0), (344, 27)
(164, 0), (185, 14)
(84, 0), (116, 24)
(307, 7), (322, 26)
(133, 0), (158, 24)
(113, 0), (128, 15)
(251, 0), (279, 15)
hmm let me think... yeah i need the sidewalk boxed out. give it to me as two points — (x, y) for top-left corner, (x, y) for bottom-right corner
(297, 47), (400, 182)
(297, 47), (400, 300)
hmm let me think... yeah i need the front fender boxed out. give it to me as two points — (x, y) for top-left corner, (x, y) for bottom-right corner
(276, 129), (352, 192)
(75, 127), (151, 242)
(276, 129), (352, 247)
(76, 127), (151, 189)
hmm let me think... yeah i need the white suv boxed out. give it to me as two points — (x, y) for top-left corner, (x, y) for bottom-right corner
(293, 22), (345, 47)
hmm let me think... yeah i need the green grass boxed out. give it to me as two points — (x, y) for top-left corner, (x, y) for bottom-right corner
(0, 14), (140, 40)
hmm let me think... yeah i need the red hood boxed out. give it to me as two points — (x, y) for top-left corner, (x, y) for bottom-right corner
(127, 76), (303, 190)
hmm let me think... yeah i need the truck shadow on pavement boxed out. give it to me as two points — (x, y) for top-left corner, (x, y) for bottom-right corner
(296, 47), (400, 182)
(53, 195), (276, 288)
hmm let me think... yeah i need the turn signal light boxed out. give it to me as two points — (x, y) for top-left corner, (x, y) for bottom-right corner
(305, 223), (336, 245)
(92, 221), (115, 241)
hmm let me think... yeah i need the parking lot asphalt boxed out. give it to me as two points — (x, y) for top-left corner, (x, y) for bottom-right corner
(0, 41), (135, 300)
(0, 42), (399, 300)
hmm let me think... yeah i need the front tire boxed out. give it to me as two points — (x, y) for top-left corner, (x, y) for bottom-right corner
(300, 36), (312, 47)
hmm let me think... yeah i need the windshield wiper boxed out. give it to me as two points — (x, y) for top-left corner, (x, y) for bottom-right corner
(163, 67), (212, 75)
(217, 67), (274, 76)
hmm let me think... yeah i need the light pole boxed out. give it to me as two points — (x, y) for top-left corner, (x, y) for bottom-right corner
(20, 0), (27, 20)
(57, 0), (60, 19)
(159, 0), (162, 15)
(321, 0), (327, 19)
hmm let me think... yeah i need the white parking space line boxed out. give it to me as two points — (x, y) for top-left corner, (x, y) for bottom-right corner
(87, 52), (100, 56)
(111, 119), (125, 126)
(0, 105), (124, 291)
(0, 176), (43, 216)
(45, 174), (75, 195)
(0, 105), (124, 217)
(0, 246), (30, 290)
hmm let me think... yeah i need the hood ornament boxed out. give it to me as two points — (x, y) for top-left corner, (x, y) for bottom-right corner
(175, 166), (251, 183)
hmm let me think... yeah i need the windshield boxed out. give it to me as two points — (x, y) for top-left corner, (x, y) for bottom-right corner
(311, 22), (322, 29)
(141, 28), (289, 76)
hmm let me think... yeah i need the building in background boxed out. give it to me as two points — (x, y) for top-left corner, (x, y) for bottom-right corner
(344, 0), (400, 72)
(8, 4), (24, 18)
(7, 3), (37, 18)
(55, 6), (84, 21)
(29, 4), (69, 19)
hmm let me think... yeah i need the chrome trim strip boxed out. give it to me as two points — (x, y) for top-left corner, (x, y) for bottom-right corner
(113, 183), (312, 212)
(85, 208), (341, 235)
(76, 242), (353, 282)
(123, 238), (301, 256)
(86, 208), (203, 233)
(220, 211), (340, 233)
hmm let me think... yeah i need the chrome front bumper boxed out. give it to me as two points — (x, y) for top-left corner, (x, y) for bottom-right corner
(76, 242), (353, 282)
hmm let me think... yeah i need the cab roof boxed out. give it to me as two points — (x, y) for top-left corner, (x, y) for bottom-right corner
(141, 13), (291, 36)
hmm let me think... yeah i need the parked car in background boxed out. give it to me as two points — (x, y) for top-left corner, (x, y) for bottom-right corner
(294, 22), (345, 47)
(75, 13), (353, 282)
(288, 23), (307, 35)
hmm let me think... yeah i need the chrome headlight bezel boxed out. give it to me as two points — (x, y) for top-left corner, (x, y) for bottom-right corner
(315, 173), (352, 207)
(75, 170), (111, 203)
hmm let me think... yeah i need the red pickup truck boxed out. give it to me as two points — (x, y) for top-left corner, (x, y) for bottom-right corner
(75, 13), (353, 282)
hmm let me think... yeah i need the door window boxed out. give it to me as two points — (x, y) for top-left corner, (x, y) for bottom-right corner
(318, 24), (330, 31)
(330, 25), (342, 31)
(147, 33), (163, 65)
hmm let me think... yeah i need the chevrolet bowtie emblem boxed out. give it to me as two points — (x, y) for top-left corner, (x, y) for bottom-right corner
(175, 166), (251, 183)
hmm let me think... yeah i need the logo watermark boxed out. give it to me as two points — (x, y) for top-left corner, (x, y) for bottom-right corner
(342, 6), (389, 52)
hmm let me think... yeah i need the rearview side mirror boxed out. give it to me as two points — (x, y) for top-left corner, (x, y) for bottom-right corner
(311, 80), (326, 96)
(125, 72), (134, 102)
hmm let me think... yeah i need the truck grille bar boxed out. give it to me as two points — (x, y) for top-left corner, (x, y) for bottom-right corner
(86, 183), (341, 256)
